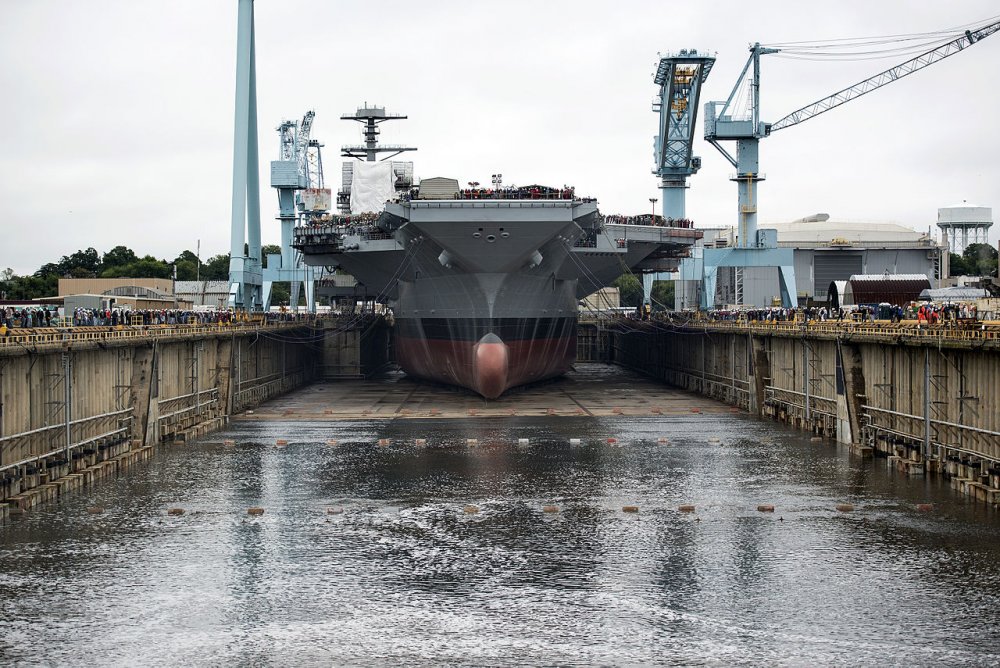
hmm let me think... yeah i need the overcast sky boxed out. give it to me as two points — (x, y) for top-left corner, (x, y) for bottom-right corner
(1, 0), (998, 275)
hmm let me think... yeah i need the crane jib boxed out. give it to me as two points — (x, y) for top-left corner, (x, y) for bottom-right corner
(769, 20), (1000, 133)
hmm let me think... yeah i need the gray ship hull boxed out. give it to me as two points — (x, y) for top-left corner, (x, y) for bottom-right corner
(394, 273), (577, 397)
(294, 197), (701, 397)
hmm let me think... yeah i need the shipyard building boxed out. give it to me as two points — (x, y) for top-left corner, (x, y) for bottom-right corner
(674, 214), (943, 309)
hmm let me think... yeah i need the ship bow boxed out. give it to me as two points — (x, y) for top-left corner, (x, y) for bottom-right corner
(473, 333), (509, 399)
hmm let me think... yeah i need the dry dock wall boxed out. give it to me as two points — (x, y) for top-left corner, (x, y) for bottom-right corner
(577, 322), (614, 362)
(613, 322), (1000, 504)
(0, 325), (326, 513)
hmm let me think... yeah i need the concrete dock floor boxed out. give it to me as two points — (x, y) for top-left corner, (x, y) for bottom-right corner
(235, 363), (737, 421)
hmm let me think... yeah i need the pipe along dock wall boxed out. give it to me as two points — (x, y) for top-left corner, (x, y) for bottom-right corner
(0, 319), (389, 520)
(613, 322), (1000, 505)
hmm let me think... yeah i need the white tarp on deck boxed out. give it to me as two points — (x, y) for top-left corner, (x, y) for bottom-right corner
(350, 161), (394, 214)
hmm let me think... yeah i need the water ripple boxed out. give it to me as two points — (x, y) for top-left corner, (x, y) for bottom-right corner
(2, 416), (1000, 666)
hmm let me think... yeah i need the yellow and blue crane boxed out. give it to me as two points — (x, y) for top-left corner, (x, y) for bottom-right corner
(643, 49), (715, 305)
(652, 49), (716, 220)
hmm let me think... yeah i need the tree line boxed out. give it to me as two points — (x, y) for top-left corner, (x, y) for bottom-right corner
(6, 242), (989, 305)
(612, 274), (675, 309)
(949, 243), (998, 277)
(0, 244), (285, 301)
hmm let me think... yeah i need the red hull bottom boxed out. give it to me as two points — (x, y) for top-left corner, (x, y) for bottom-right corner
(395, 334), (575, 399)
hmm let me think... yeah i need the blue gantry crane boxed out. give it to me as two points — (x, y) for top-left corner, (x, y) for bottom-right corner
(264, 111), (319, 312)
(643, 50), (715, 305)
(699, 17), (1000, 309)
(652, 50), (716, 220)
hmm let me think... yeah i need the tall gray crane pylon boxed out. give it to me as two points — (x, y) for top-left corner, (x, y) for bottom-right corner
(227, 0), (263, 310)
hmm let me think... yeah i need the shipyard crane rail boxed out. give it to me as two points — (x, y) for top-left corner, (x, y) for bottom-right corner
(769, 19), (1000, 133)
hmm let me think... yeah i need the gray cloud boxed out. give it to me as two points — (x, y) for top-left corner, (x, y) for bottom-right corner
(2, 0), (998, 275)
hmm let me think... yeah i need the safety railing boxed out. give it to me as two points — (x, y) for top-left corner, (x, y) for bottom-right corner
(667, 367), (752, 408)
(233, 369), (308, 412)
(765, 385), (837, 421)
(666, 318), (1000, 343)
(158, 388), (220, 418)
(0, 320), (313, 352)
(862, 404), (1000, 463)
(359, 228), (394, 241)
(0, 409), (133, 474)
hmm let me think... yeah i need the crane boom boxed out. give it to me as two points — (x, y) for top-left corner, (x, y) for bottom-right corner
(769, 19), (1000, 133)
(296, 110), (315, 177)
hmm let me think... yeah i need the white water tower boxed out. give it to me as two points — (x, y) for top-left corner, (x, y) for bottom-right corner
(937, 203), (992, 254)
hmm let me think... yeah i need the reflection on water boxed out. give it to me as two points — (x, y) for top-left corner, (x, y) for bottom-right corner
(2, 415), (1000, 666)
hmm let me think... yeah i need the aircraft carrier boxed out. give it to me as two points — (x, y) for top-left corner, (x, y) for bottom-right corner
(293, 107), (701, 398)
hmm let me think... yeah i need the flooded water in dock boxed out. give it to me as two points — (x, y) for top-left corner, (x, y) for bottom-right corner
(3, 366), (1000, 666)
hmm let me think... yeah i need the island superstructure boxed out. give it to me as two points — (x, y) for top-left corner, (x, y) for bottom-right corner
(293, 107), (700, 398)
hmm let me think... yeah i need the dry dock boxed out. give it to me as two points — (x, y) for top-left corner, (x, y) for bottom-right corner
(614, 318), (1000, 504)
(4, 313), (1000, 517)
(0, 317), (388, 515)
(235, 364), (728, 421)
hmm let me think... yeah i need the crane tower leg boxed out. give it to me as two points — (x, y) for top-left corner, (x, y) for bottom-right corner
(735, 138), (760, 248)
(228, 0), (263, 311)
(290, 278), (300, 311)
(660, 178), (687, 220)
(304, 278), (316, 313)
(640, 179), (689, 308)
(245, 26), (262, 285)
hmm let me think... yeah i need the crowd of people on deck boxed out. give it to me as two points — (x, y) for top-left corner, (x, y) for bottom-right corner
(324, 212), (381, 226)
(296, 193), (707, 244)
(1, 307), (54, 328)
(70, 308), (244, 327)
(302, 212), (380, 229)
(0, 307), (319, 332)
(602, 214), (695, 229)
(456, 186), (576, 200)
(699, 306), (875, 323)
(645, 301), (984, 326)
(297, 211), (390, 241)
